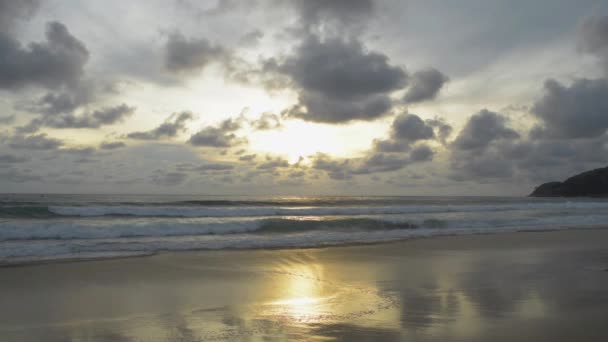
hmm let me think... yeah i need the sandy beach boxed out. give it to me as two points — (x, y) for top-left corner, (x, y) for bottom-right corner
(1, 229), (608, 341)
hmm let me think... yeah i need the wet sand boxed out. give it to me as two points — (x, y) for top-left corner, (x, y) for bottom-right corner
(1, 229), (608, 341)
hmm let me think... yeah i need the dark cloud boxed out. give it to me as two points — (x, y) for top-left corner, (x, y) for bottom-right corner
(531, 78), (608, 139)
(426, 118), (453, 145)
(372, 113), (450, 152)
(57, 147), (97, 163)
(453, 109), (519, 150)
(579, 15), (608, 73)
(17, 104), (133, 132)
(391, 114), (435, 142)
(249, 112), (281, 130)
(294, 0), (374, 36)
(450, 135), (608, 183)
(128, 111), (193, 140)
(7, 133), (63, 150)
(311, 153), (353, 180)
(150, 171), (188, 186)
(239, 154), (256, 162)
(449, 102), (608, 183)
(22, 81), (101, 117)
(60, 147), (96, 156)
(189, 118), (246, 147)
(256, 156), (290, 170)
(178, 162), (235, 173)
(354, 153), (410, 174)
(193, 163), (234, 172)
(448, 110), (525, 181)
(0, 0), (39, 34)
(0, 114), (15, 125)
(164, 32), (227, 73)
(450, 147), (515, 181)
(409, 144), (434, 162)
(0, 153), (28, 163)
(372, 139), (411, 153)
(239, 30), (264, 47)
(403, 68), (449, 103)
(279, 35), (408, 123)
(0, 21), (89, 90)
(99, 141), (126, 150)
(311, 139), (436, 180)
(34, 104), (135, 130)
(0, 168), (41, 183)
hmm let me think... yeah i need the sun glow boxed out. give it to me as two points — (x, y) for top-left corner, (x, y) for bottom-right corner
(263, 263), (329, 323)
(249, 120), (381, 163)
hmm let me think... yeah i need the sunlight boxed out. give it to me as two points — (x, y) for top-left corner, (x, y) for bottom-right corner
(249, 120), (379, 163)
(263, 263), (329, 323)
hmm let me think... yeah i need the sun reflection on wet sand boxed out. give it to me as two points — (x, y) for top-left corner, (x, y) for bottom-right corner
(259, 263), (333, 324)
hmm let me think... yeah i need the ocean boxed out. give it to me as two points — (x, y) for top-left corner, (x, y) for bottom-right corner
(1, 194), (608, 265)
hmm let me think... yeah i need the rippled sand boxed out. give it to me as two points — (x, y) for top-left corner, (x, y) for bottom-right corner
(1, 229), (608, 341)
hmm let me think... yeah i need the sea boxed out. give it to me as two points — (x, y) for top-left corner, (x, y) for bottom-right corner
(1, 194), (608, 265)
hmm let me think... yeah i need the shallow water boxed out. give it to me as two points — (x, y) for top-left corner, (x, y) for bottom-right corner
(2, 194), (608, 264)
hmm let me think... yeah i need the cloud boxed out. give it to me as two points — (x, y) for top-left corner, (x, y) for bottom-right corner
(18, 104), (134, 132)
(391, 114), (435, 142)
(305, 112), (445, 179)
(0, 0), (39, 34)
(409, 144), (434, 162)
(189, 118), (246, 147)
(256, 156), (290, 170)
(426, 118), (453, 145)
(293, 0), (374, 36)
(0, 168), (41, 183)
(450, 149), (516, 181)
(150, 170), (188, 186)
(128, 111), (193, 140)
(449, 135), (608, 183)
(239, 30), (263, 47)
(193, 163), (234, 172)
(177, 162), (235, 173)
(239, 154), (256, 162)
(249, 112), (281, 130)
(0, 21), (89, 90)
(579, 15), (608, 74)
(0, 153), (28, 164)
(22, 81), (100, 116)
(7, 133), (63, 150)
(403, 68), (449, 103)
(278, 35), (408, 123)
(33, 104), (135, 130)
(453, 109), (519, 150)
(311, 153), (353, 180)
(354, 153), (410, 174)
(164, 32), (227, 73)
(448, 103), (608, 183)
(99, 141), (126, 150)
(531, 78), (608, 139)
(0, 114), (15, 125)
(372, 113), (450, 152)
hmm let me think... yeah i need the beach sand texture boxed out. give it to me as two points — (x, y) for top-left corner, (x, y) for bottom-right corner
(1, 229), (608, 341)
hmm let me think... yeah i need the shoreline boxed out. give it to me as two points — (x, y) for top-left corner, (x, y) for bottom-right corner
(2, 225), (608, 268)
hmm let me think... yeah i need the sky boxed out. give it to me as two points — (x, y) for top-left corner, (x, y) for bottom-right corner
(1, 0), (607, 196)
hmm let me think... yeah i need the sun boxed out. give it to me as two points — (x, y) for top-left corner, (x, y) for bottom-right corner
(249, 120), (375, 163)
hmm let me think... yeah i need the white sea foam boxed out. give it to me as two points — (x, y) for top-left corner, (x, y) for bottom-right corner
(1, 224), (603, 265)
(3, 196), (608, 265)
